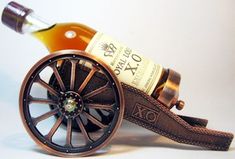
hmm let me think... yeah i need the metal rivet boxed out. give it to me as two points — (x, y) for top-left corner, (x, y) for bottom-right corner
(90, 146), (92, 149)
(175, 100), (185, 110)
(108, 131), (111, 133)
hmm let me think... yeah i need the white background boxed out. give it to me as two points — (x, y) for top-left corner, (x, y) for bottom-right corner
(0, 0), (234, 159)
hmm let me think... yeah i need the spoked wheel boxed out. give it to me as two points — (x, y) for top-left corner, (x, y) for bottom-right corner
(19, 50), (124, 157)
(48, 57), (115, 132)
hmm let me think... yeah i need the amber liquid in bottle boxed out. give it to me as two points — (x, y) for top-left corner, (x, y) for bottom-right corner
(33, 23), (96, 52)
(32, 23), (179, 108)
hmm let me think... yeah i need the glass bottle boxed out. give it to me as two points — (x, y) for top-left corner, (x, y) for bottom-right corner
(1, 1), (184, 109)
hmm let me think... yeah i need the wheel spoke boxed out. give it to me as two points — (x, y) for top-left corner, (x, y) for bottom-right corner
(50, 63), (66, 91)
(45, 116), (64, 141)
(77, 66), (98, 94)
(83, 112), (107, 129)
(36, 76), (60, 97)
(66, 118), (72, 147)
(70, 60), (78, 91)
(85, 103), (114, 111)
(32, 108), (59, 126)
(75, 116), (92, 144)
(83, 82), (109, 100)
(29, 96), (57, 106)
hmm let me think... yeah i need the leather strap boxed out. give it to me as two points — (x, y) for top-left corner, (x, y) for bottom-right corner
(177, 115), (208, 128)
(122, 83), (233, 151)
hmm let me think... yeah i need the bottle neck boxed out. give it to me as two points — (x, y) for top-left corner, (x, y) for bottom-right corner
(1, 1), (54, 34)
(22, 12), (54, 34)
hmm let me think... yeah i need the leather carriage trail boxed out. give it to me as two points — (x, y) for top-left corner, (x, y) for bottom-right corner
(122, 83), (234, 151)
(63, 64), (233, 151)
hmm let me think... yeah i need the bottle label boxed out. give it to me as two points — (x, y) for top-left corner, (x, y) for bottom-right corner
(85, 32), (163, 95)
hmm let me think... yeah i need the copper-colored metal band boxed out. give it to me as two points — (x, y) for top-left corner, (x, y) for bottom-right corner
(157, 69), (181, 108)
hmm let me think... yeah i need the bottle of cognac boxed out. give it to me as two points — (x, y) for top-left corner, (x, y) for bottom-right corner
(1, 1), (184, 109)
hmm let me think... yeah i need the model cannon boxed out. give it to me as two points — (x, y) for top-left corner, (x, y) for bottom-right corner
(2, 1), (234, 157)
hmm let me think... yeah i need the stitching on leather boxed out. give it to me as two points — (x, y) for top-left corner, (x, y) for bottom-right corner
(122, 83), (233, 150)
(125, 116), (229, 150)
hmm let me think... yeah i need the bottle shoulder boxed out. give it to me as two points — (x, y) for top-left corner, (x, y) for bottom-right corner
(49, 22), (96, 34)
(32, 22), (96, 52)
(33, 22), (97, 39)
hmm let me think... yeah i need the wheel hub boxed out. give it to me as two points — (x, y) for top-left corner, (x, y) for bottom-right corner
(63, 97), (77, 112)
(59, 91), (84, 118)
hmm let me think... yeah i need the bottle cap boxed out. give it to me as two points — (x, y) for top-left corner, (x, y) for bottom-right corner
(1, 1), (33, 33)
